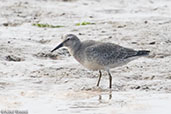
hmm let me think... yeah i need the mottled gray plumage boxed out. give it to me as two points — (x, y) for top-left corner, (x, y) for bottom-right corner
(51, 34), (150, 88)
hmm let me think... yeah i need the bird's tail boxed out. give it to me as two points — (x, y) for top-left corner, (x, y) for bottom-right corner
(136, 50), (150, 56)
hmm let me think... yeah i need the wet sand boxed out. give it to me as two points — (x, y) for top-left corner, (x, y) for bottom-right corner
(0, 0), (171, 113)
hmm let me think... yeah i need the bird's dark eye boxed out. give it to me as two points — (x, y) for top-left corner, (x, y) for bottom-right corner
(67, 37), (72, 41)
(66, 38), (70, 41)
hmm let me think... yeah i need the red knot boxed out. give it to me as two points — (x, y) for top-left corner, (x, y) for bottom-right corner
(51, 34), (150, 88)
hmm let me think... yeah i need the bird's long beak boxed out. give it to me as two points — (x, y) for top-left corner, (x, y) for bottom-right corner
(51, 42), (64, 52)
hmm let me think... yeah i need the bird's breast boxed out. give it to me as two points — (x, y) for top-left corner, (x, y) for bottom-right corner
(81, 60), (105, 70)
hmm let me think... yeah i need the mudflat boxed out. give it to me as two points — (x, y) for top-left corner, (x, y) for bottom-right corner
(0, 0), (171, 114)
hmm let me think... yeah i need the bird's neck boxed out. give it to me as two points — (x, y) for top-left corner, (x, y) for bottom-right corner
(68, 43), (81, 57)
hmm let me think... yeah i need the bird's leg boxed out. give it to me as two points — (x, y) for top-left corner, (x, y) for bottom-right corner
(96, 70), (102, 87)
(107, 70), (112, 89)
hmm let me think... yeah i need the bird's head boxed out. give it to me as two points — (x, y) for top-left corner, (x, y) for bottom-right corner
(51, 34), (81, 52)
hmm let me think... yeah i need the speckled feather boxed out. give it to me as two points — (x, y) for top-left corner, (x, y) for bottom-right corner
(84, 43), (138, 66)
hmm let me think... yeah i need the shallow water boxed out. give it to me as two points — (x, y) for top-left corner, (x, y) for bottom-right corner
(0, 0), (171, 113)
(1, 89), (171, 114)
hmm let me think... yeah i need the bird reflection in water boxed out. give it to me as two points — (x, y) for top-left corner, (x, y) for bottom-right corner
(98, 90), (112, 103)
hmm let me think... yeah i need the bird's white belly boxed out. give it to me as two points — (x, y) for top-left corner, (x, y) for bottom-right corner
(82, 61), (105, 70)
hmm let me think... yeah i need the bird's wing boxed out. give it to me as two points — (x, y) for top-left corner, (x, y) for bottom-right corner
(84, 43), (138, 65)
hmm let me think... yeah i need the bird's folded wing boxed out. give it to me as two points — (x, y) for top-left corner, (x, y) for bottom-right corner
(85, 43), (138, 65)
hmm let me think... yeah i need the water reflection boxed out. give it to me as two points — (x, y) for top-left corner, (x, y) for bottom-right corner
(98, 90), (112, 103)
